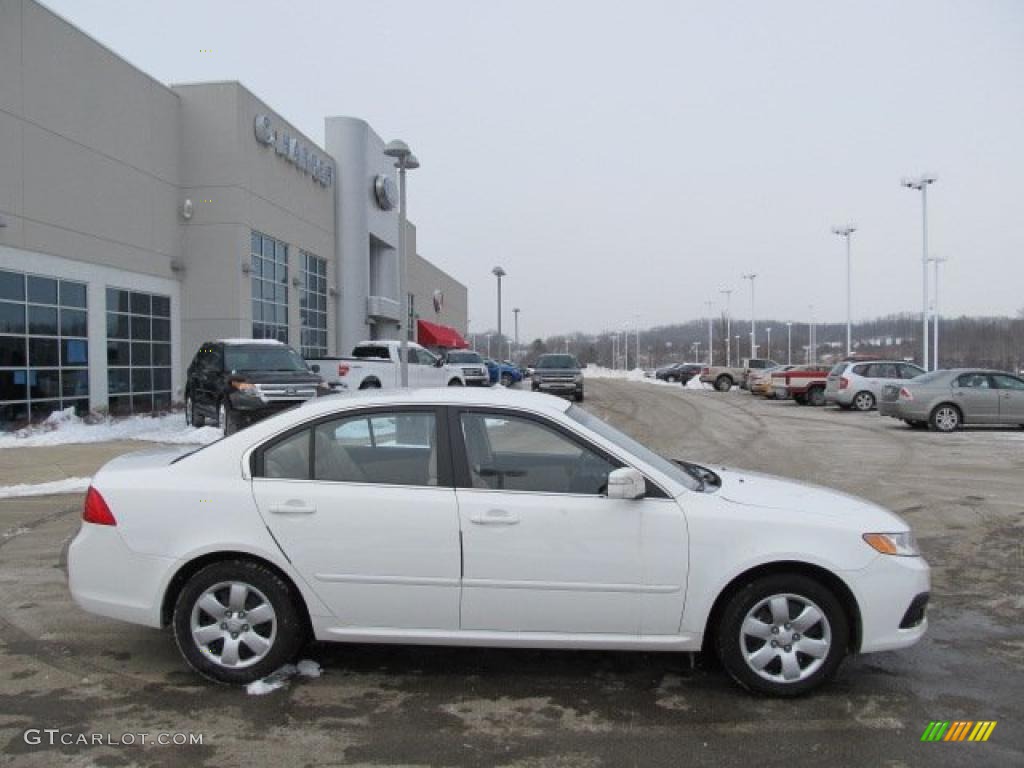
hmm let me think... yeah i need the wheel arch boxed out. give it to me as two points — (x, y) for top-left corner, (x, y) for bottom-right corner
(160, 550), (314, 639)
(359, 377), (381, 389)
(930, 401), (962, 420)
(700, 560), (862, 655)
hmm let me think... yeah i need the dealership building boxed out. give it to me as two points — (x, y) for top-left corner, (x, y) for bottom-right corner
(0, 0), (467, 425)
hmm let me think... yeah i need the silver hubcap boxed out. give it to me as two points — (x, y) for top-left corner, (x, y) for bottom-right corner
(936, 407), (958, 430)
(740, 593), (831, 684)
(190, 581), (277, 669)
(855, 393), (872, 410)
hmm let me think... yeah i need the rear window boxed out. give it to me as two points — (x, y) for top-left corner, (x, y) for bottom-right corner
(447, 351), (483, 363)
(829, 363), (847, 375)
(352, 345), (391, 360)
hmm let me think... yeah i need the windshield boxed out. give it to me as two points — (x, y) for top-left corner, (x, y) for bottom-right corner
(352, 345), (391, 359)
(566, 405), (699, 491)
(909, 370), (949, 385)
(447, 351), (482, 363)
(536, 354), (579, 369)
(224, 345), (308, 372)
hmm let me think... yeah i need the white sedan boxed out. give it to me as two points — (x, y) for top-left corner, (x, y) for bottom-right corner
(69, 388), (929, 696)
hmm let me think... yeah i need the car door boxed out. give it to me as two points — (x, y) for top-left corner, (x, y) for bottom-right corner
(867, 363), (899, 396)
(452, 407), (686, 636)
(251, 406), (462, 629)
(951, 373), (1000, 424)
(991, 374), (1024, 423)
(417, 347), (445, 386)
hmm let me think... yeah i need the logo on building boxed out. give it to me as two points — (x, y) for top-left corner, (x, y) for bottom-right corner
(254, 114), (333, 187)
(432, 290), (444, 314)
(920, 721), (997, 742)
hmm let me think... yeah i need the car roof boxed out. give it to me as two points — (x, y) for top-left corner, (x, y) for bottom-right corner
(217, 338), (286, 346)
(287, 386), (574, 419)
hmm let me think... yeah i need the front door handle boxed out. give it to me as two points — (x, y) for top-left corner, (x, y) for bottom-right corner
(469, 509), (520, 525)
(268, 500), (317, 515)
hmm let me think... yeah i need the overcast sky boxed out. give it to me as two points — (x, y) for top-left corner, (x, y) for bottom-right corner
(45, 0), (1024, 338)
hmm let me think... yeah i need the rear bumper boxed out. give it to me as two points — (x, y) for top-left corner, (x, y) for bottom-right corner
(68, 523), (173, 629)
(825, 388), (852, 405)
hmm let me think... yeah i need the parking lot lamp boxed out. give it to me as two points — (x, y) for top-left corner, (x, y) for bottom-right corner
(734, 335), (740, 363)
(901, 174), (937, 370)
(786, 322), (793, 365)
(766, 327), (772, 360)
(485, 333), (492, 358)
(704, 301), (714, 366)
(492, 266), (506, 354)
(513, 307), (520, 360)
(929, 256), (947, 369)
(742, 274), (757, 359)
(383, 140), (418, 387)
(692, 341), (701, 363)
(831, 224), (857, 356)
(720, 289), (733, 366)
(808, 305), (816, 363)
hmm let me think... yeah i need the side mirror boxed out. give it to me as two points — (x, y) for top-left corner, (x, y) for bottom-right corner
(435, 357), (445, 367)
(310, 364), (320, 373)
(607, 467), (646, 500)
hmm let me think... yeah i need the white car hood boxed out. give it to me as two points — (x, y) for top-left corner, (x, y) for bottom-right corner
(712, 466), (907, 531)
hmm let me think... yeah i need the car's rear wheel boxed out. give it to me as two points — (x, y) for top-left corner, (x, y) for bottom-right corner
(172, 560), (305, 684)
(806, 386), (826, 407)
(715, 375), (732, 392)
(359, 379), (381, 390)
(448, 378), (464, 386)
(500, 373), (513, 387)
(794, 393), (808, 405)
(717, 573), (848, 697)
(852, 391), (875, 411)
(930, 404), (961, 432)
(218, 401), (237, 435)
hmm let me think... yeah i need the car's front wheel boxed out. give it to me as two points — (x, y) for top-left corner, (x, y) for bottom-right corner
(716, 573), (848, 697)
(172, 560), (305, 684)
(218, 401), (238, 435)
(715, 375), (732, 392)
(500, 373), (513, 387)
(852, 391), (875, 412)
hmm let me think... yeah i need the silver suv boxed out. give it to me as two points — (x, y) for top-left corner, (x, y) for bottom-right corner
(825, 360), (925, 411)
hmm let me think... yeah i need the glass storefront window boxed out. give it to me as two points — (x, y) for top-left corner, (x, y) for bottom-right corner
(299, 251), (327, 358)
(0, 268), (89, 426)
(106, 287), (172, 415)
(251, 231), (289, 342)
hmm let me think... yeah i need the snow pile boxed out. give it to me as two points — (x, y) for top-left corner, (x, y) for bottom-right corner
(0, 407), (222, 449)
(245, 660), (323, 696)
(0, 476), (92, 499)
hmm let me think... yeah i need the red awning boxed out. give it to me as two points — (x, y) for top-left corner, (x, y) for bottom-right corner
(417, 319), (468, 349)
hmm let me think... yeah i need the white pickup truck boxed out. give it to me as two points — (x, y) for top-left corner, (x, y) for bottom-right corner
(307, 341), (466, 390)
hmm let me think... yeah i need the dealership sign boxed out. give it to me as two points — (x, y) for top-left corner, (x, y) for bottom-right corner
(254, 114), (333, 187)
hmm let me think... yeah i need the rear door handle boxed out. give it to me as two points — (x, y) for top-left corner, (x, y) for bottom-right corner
(268, 501), (317, 515)
(469, 509), (520, 525)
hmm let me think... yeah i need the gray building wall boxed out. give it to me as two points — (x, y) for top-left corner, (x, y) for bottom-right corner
(172, 82), (336, 370)
(408, 227), (468, 340)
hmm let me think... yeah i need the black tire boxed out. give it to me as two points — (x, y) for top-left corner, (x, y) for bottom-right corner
(667, 375), (678, 383)
(186, 393), (205, 427)
(852, 391), (875, 412)
(448, 378), (464, 387)
(218, 401), (238, 436)
(574, 390), (584, 402)
(172, 559), (305, 685)
(837, 403), (852, 411)
(716, 573), (849, 697)
(360, 379), (381, 390)
(929, 403), (962, 432)
(715, 375), (732, 392)
(794, 394), (808, 406)
(806, 386), (826, 407)
(500, 373), (513, 387)
(905, 420), (927, 429)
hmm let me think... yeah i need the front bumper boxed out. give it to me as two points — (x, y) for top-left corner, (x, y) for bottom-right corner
(848, 553), (930, 653)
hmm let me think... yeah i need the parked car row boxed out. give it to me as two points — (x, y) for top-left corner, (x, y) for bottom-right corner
(714, 355), (1024, 432)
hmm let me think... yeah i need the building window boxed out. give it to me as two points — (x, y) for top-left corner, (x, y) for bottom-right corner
(251, 232), (288, 342)
(299, 251), (327, 358)
(106, 288), (172, 416)
(0, 269), (89, 425)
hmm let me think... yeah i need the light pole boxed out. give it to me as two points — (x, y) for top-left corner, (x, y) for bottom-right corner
(492, 266), (506, 357)
(832, 224), (857, 356)
(929, 256), (948, 369)
(485, 333), (492, 358)
(808, 305), (816, 363)
(742, 273), (757, 359)
(634, 314), (641, 372)
(766, 327), (772, 360)
(901, 174), (938, 370)
(704, 300), (714, 366)
(786, 322), (793, 365)
(692, 341), (701, 363)
(512, 307), (521, 360)
(383, 140), (419, 387)
(720, 289), (733, 367)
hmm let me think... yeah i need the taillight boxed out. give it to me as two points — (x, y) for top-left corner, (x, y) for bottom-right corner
(899, 387), (913, 400)
(839, 376), (849, 390)
(700, 367), (709, 375)
(83, 487), (116, 526)
(337, 364), (350, 377)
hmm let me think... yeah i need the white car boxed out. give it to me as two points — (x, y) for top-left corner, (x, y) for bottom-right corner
(307, 340), (466, 391)
(68, 388), (929, 696)
(825, 360), (925, 411)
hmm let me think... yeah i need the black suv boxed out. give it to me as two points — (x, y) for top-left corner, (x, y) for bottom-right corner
(185, 340), (326, 434)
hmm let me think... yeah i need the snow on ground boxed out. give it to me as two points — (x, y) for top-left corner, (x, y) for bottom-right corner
(584, 366), (712, 389)
(0, 407), (222, 449)
(246, 660), (323, 696)
(0, 476), (92, 498)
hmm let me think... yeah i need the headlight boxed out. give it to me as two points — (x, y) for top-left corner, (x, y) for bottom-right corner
(231, 380), (256, 392)
(863, 532), (920, 557)
(573, 373), (583, 383)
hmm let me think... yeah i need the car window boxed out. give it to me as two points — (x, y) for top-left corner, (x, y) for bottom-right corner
(314, 411), (437, 486)
(956, 373), (992, 389)
(991, 374), (1024, 391)
(829, 363), (847, 376)
(852, 364), (870, 376)
(460, 412), (617, 495)
(263, 429), (311, 480)
(868, 363), (896, 378)
(899, 364), (925, 379)
(417, 348), (438, 365)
